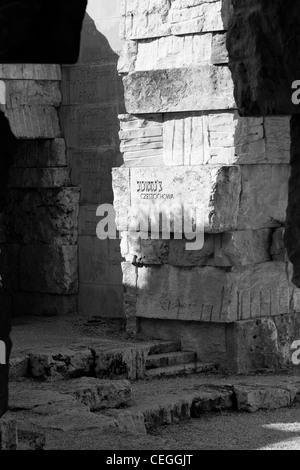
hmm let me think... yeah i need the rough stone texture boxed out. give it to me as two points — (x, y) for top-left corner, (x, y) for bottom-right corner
(119, 114), (163, 166)
(234, 385), (292, 412)
(121, 230), (271, 268)
(163, 113), (290, 166)
(94, 344), (150, 381)
(114, 164), (289, 234)
(0, 64), (61, 81)
(271, 228), (288, 262)
(3, 188), (80, 245)
(27, 348), (93, 380)
(226, 313), (300, 374)
(0, 418), (17, 450)
(3, 80), (61, 108)
(131, 34), (215, 71)
(17, 430), (46, 451)
(237, 165), (290, 229)
(113, 165), (241, 233)
(168, 237), (214, 267)
(214, 230), (271, 266)
(0, 0), (87, 63)
(135, 262), (300, 323)
(121, 232), (169, 265)
(115, 0), (297, 373)
(2, 106), (62, 139)
(19, 245), (78, 294)
(123, 67), (235, 114)
(58, 378), (132, 411)
(121, 0), (231, 40)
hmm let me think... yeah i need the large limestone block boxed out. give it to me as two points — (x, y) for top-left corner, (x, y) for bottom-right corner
(20, 245), (78, 294)
(61, 65), (122, 105)
(168, 237), (215, 267)
(168, 0), (231, 36)
(264, 117), (291, 163)
(227, 313), (300, 373)
(123, 66), (235, 114)
(163, 113), (290, 166)
(0, 64), (61, 81)
(119, 114), (163, 166)
(3, 80), (61, 108)
(214, 229), (271, 266)
(121, 232), (169, 265)
(134, 34), (213, 71)
(113, 165), (241, 234)
(122, 229), (271, 267)
(3, 106), (61, 139)
(135, 262), (300, 323)
(60, 378), (132, 411)
(121, 0), (230, 40)
(237, 165), (290, 229)
(4, 188), (80, 245)
(60, 104), (119, 148)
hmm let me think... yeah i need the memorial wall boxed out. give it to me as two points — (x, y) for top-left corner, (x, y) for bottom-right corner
(60, 0), (125, 318)
(113, 0), (300, 371)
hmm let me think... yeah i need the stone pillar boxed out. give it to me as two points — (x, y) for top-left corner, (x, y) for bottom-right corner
(113, 0), (300, 371)
(0, 66), (80, 318)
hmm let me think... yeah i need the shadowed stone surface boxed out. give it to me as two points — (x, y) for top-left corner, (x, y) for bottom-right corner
(227, 0), (300, 115)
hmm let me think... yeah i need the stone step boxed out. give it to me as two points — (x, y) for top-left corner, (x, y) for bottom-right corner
(148, 341), (181, 356)
(106, 379), (300, 435)
(146, 351), (197, 370)
(145, 362), (217, 378)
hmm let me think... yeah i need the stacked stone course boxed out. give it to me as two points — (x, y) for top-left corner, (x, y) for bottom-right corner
(0, 64), (79, 317)
(113, 0), (300, 371)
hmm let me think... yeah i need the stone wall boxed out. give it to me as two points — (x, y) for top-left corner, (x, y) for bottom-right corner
(0, 0), (87, 418)
(0, 65), (79, 317)
(113, 0), (300, 371)
(60, 0), (125, 317)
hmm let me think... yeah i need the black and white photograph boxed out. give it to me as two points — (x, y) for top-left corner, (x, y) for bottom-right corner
(1, 0), (300, 455)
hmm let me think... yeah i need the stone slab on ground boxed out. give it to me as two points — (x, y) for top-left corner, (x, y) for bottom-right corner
(57, 377), (132, 411)
(234, 384), (294, 413)
(30, 410), (117, 432)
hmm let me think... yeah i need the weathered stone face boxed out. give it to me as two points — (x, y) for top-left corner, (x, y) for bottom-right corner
(135, 262), (300, 323)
